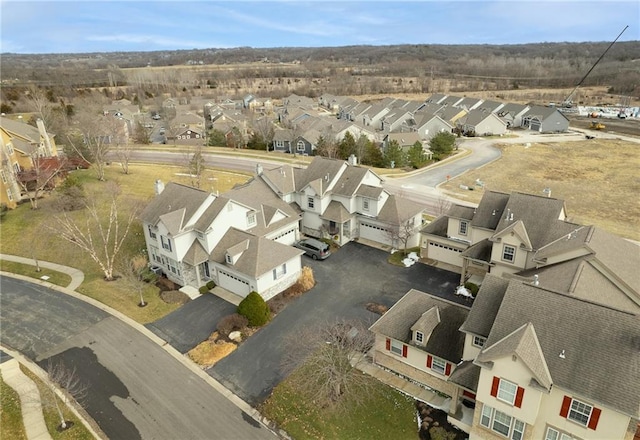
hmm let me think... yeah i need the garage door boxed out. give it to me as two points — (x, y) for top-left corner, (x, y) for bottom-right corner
(218, 269), (251, 297)
(427, 241), (464, 267)
(529, 119), (541, 132)
(360, 222), (392, 246)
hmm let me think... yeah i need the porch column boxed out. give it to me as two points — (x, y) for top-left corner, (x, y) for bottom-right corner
(449, 387), (461, 415)
(460, 258), (468, 285)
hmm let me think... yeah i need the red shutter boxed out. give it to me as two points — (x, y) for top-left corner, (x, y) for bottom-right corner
(445, 363), (452, 376)
(514, 386), (525, 408)
(560, 396), (572, 418)
(588, 407), (601, 430)
(385, 338), (391, 351)
(426, 355), (433, 368)
(490, 376), (500, 397)
(402, 344), (408, 357)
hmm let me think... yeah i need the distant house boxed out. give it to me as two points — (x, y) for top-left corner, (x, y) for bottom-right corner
(521, 105), (569, 133)
(496, 103), (530, 128)
(456, 110), (508, 136)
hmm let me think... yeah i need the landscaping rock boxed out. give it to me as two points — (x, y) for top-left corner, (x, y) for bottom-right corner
(229, 331), (242, 342)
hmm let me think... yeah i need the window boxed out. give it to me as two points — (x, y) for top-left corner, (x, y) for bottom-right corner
(497, 379), (518, 405)
(459, 220), (468, 235)
(7, 188), (13, 201)
(568, 399), (592, 426)
(13, 163), (20, 173)
(275, 140), (284, 148)
(297, 140), (305, 152)
(161, 235), (172, 252)
(480, 404), (526, 440)
(225, 254), (232, 264)
(307, 197), (314, 209)
(147, 225), (157, 239)
(414, 331), (423, 343)
(273, 264), (286, 280)
(363, 199), (369, 211)
(247, 212), (256, 227)
(150, 246), (162, 264)
(473, 335), (486, 348)
(386, 339), (406, 357)
(502, 245), (516, 262)
(200, 261), (211, 279)
(7, 143), (14, 155)
(431, 357), (446, 375)
(0, 170), (6, 183)
(545, 427), (581, 440)
(167, 258), (180, 276)
(491, 376), (524, 408)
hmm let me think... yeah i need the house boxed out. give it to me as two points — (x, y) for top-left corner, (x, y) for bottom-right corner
(413, 113), (453, 140)
(455, 97), (484, 111)
(521, 105), (569, 133)
(259, 156), (425, 247)
(0, 117), (58, 208)
(140, 178), (303, 299)
(369, 274), (640, 438)
(383, 132), (422, 151)
(272, 128), (293, 153)
(436, 106), (468, 125)
(496, 104), (530, 128)
(455, 110), (508, 136)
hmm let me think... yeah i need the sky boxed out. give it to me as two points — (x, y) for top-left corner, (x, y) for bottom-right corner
(1, 0), (638, 54)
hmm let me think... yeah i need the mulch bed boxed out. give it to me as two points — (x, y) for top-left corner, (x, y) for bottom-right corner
(417, 401), (468, 440)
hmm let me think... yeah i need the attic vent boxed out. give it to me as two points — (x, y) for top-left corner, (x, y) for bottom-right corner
(566, 230), (578, 240)
(324, 173), (329, 182)
(559, 350), (566, 359)
(505, 208), (511, 220)
(492, 210), (496, 216)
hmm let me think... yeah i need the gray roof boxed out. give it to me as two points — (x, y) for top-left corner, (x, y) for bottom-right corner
(457, 109), (503, 128)
(140, 182), (210, 229)
(294, 156), (345, 194)
(321, 201), (352, 223)
(0, 116), (44, 154)
(209, 228), (303, 277)
(522, 105), (566, 121)
(476, 100), (504, 113)
(425, 93), (447, 104)
(332, 166), (369, 197)
(461, 239), (492, 262)
(356, 184), (384, 199)
(447, 360), (481, 392)
(483, 280), (640, 417)
(192, 196), (229, 232)
(459, 275), (510, 337)
(420, 215), (448, 237)
(436, 106), (467, 123)
(448, 204), (475, 221)
(261, 165), (297, 195)
(182, 240), (209, 265)
(497, 103), (529, 117)
(377, 194), (425, 225)
(370, 289), (470, 363)
(470, 191), (510, 230)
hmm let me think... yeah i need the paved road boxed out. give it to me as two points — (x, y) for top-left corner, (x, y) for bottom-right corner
(209, 242), (462, 405)
(146, 294), (236, 353)
(0, 276), (276, 440)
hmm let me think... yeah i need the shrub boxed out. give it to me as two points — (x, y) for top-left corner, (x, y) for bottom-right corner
(199, 285), (210, 294)
(217, 313), (249, 337)
(237, 291), (270, 326)
(206, 280), (216, 289)
(282, 267), (315, 299)
(160, 290), (190, 305)
(464, 282), (479, 296)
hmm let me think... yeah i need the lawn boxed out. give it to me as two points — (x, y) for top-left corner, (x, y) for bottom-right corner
(260, 366), (416, 440)
(439, 139), (640, 241)
(0, 374), (28, 440)
(0, 163), (251, 323)
(0, 260), (72, 287)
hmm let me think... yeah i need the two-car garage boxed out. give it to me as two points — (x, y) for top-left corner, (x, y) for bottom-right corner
(217, 269), (251, 297)
(425, 240), (464, 267)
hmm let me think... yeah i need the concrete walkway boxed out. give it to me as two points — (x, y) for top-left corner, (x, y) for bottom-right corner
(0, 355), (53, 440)
(0, 254), (84, 291)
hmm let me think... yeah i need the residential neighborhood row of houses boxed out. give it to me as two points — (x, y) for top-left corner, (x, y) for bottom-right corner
(369, 190), (639, 439)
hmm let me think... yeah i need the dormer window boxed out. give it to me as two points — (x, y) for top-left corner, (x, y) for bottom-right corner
(363, 199), (370, 211)
(247, 213), (256, 227)
(307, 197), (314, 209)
(459, 220), (468, 236)
(502, 245), (516, 263)
(473, 336), (486, 348)
(225, 254), (232, 264)
(415, 331), (424, 344)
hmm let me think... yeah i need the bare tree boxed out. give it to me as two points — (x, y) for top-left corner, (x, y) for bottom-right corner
(251, 115), (275, 151)
(118, 254), (152, 307)
(434, 195), (452, 217)
(40, 359), (89, 431)
(51, 182), (138, 281)
(16, 154), (66, 209)
(25, 85), (54, 127)
(187, 145), (207, 189)
(385, 217), (419, 256)
(282, 320), (375, 412)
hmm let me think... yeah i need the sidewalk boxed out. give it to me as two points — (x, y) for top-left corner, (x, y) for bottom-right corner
(0, 355), (53, 440)
(0, 254), (84, 291)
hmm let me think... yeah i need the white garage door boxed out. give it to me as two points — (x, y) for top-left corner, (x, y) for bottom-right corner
(218, 269), (251, 297)
(360, 222), (392, 246)
(428, 241), (464, 267)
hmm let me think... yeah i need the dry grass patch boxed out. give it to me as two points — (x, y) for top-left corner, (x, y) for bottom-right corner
(440, 139), (640, 240)
(188, 333), (237, 367)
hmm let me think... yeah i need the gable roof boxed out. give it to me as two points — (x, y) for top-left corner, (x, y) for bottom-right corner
(459, 275), (510, 337)
(377, 194), (424, 225)
(140, 182), (210, 230)
(261, 164), (297, 195)
(483, 280), (640, 417)
(370, 289), (470, 363)
(210, 228), (303, 277)
(470, 191), (510, 230)
(294, 156), (346, 194)
(332, 166), (370, 197)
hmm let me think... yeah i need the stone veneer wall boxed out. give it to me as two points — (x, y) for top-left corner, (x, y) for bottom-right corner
(375, 351), (457, 397)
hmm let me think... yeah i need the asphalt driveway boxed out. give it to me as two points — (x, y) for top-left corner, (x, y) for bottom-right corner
(209, 241), (462, 405)
(146, 294), (236, 353)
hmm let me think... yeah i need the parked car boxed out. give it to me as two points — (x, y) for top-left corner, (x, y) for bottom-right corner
(294, 238), (331, 260)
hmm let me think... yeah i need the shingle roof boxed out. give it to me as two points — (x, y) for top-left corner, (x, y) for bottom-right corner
(209, 228), (303, 277)
(321, 201), (352, 223)
(461, 239), (493, 262)
(448, 360), (481, 392)
(182, 240), (209, 265)
(0, 116), (43, 153)
(369, 289), (470, 363)
(192, 197), (229, 232)
(294, 156), (345, 194)
(356, 184), (384, 199)
(448, 204), (476, 221)
(140, 182), (210, 229)
(484, 280), (640, 417)
(377, 194), (425, 225)
(470, 191), (510, 230)
(459, 275), (510, 337)
(261, 165), (297, 195)
(420, 215), (448, 236)
(332, 166), (369, 197)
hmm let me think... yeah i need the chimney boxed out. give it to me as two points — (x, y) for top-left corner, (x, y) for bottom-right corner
(505, 208), (511, 220)
(36, 118), (53, 156)
(348, 154), (358, 166)
(154, 179), (165, 195)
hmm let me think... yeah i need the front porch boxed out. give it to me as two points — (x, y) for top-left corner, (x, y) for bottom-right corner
(320, 201), (355, 246)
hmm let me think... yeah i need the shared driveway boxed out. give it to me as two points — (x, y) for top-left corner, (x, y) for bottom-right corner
(208, 242), (462, 405)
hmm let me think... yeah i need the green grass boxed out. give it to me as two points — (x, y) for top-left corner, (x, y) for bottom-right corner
(0, 260), (72, 287)
(0, 374), (28, 440)
(20, 365), (96, 440)
(0, 163), (251, 323)
(260, 367), (416, 440)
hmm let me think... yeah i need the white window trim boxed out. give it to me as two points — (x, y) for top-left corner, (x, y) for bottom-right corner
(414, 331), (423, 344)
(363, 199), (370, 211)
(473, 335), (486, 348)
(0, 170), (6, 183)
(502, 244), (516, 262)
(497, 378), (518, 405)
(297, 140), (306, 151)
(273, 263), (286, 280)
(480, 404), (525, 440)
(390, 339), (403, 356)
(431, 357), (446, 375)
(459, 220), (468, 236)
(545, 426), (580, 440)
(568, 398), (593, 427)
(247, 212), (257, 227)
(307, 197), (314, 209)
